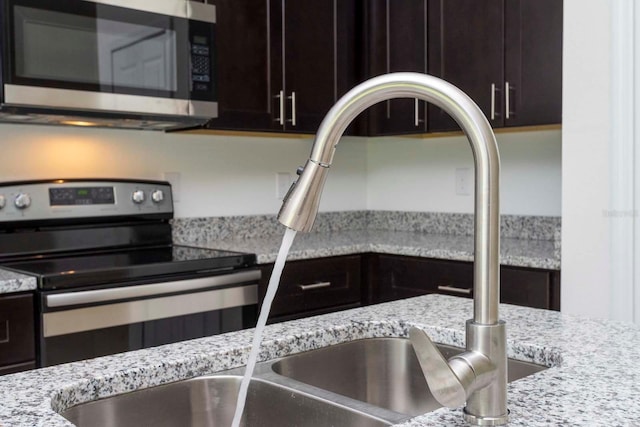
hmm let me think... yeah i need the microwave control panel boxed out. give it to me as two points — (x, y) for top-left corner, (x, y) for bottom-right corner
(190, 22), (215, 98)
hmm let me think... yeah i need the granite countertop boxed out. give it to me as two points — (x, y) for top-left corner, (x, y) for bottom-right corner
(0, 211), (560, 295)
(178, 229), (560, 270)
(0, 269), (37, 294)
(0, 294), (637, 426)
(0, 229), (557, 296)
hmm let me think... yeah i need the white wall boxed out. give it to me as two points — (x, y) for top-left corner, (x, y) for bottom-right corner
(561, 0), (612, 318)
(0, 124), (368, 217)
(0, 124), (561, 219)
(367, 130), (562, 216)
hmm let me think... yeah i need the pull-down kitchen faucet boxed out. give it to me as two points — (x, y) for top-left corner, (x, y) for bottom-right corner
(278, 73), (507, 425)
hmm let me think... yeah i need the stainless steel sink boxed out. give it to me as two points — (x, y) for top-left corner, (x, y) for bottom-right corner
(271, 338), (548, 417)
(61, 375), (391, 427)
(60, 338), (547, 426)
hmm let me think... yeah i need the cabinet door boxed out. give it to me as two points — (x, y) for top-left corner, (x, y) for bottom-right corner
(504, 0), (562, 126)
(0, 293), (35, 371)
(366, 0), (427, 135)
(501, 266), (560, 310)
(205, 0), (276, 131)
(427, 0), (505, 131)
(282, 0), (358, 133)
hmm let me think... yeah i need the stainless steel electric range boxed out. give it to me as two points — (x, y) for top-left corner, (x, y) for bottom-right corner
(0, 179), (260, 367)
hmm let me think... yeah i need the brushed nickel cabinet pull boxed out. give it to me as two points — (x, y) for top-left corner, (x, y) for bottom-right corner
(490, 83), (497, 120)
(505, 81), (512, 120)
(298, 281), (331, 291)
(274, 90), (284, 125)
(437, 285), (472, 295)
(287, 91), (297, 126)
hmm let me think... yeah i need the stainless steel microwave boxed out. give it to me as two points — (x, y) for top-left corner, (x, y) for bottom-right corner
(0, 0), (217, 130)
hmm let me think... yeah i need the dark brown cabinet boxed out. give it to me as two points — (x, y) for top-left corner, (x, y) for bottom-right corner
(204, 0), (561, 136)
(367, 254), (560, 311)
(206, 0), (359, 134)
(503, 0), (563, 127)
(204, 0), (274, 131)
(427, 0), (563, 132)
(364, 0), (428, 135)
(0, 293), (36, 375)
(261, 253), (559, 323)
(259, 255), (362, 322)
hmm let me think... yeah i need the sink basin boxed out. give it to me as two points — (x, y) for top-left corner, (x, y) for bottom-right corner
(271, 337), (547, 417)
(61, 375), (391, 427)
(60, 338), (547, 426)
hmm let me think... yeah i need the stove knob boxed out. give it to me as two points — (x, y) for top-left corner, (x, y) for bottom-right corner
(151, 189), (164, 204)
(0, 195), (5, 209)
(14, 193), (31, 209)
(131, 190), (145, 204)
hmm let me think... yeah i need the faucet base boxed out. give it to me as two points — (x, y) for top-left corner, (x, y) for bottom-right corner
(463, 320), (508, 426)
(463, 408), (509, 426)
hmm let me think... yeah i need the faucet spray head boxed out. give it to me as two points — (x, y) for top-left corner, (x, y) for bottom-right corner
(278, 159), (330, 233)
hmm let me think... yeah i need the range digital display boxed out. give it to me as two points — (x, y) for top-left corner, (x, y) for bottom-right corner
(49, 187), (115, 206)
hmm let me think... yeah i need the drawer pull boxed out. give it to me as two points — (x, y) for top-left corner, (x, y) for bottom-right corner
(437, 285), (472, 295)
(298, 282), (332, 291)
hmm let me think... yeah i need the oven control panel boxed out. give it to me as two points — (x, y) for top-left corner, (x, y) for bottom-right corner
(0, 180), (173, 223)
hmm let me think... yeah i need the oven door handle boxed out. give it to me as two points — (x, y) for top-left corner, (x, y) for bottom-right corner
(45, 270), (261, 308)
(42, 284), (258, 338)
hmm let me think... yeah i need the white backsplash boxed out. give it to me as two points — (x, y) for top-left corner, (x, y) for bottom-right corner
(0, 124), (559, 218)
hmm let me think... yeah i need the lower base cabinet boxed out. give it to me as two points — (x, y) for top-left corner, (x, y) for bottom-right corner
(260, 253), (560, 322)
(366, 254), (560, 310)
(0, 293), (36, 375)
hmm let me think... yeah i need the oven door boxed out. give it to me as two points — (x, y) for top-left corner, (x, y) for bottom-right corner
(37, 269), (259, 367)
(1, 0), (216, 119)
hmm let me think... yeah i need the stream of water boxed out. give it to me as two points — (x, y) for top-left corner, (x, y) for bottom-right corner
(231, 227), (298, 427)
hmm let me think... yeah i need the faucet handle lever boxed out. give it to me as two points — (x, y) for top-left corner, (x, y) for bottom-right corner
(409, 327), (497, 409)
(409, 327), (468, 407)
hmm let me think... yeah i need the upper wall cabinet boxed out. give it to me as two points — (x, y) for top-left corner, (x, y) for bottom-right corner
(364, 0), (428, 136)
(201, 0), (561, 136)
(504, 0), (563, 127)
(205, 0), (359, 134)
(427, 0), (563, 132)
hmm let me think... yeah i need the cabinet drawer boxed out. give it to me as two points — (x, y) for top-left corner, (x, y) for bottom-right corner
(260, 255), (361, 318)
(373, 255), (473, 303)
(0, 293), (36, 367)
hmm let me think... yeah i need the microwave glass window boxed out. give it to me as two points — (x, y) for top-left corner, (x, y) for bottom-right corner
(13, 6), (178, 92)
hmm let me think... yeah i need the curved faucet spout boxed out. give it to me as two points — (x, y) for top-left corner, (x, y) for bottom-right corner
(278, 72), (500, 325)
(278, 72), (507, 425)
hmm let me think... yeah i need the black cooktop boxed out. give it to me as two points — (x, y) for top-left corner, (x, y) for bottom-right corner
(3, 245), (257, 290)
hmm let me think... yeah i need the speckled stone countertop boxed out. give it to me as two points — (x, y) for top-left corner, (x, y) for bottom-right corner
(178, 230), (559, 270)
(0, 269), (37, 295)
(0, 294), (637, 426)
(172, 211), (561, 270)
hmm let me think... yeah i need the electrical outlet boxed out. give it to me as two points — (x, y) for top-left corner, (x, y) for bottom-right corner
(162, 172), (181, 202)
(455, 168), (472, 196)
(276, 172), (293, 199)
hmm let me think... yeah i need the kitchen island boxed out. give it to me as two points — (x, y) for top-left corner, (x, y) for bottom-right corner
(0, 294), (637, 426)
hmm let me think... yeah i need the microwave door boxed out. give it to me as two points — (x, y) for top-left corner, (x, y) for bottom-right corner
(2, 0), (216, 120)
